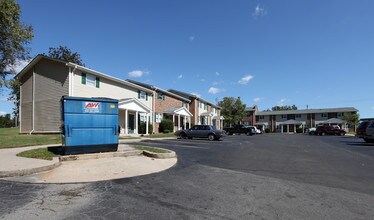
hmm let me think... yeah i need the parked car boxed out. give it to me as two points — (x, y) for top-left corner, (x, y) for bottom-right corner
(223, 125), (255, 136)
(175, 125), (224, 141)
(356, 121), (373, 138)
(315, 125), (346, 136)
(247, 126), (262, 134)
(364, 122), (374, 143)
(308, 127), (317, 135)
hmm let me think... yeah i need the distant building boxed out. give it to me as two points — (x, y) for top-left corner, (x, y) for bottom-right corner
(255, 107), (358, 133)
(242, 105), (258, 126)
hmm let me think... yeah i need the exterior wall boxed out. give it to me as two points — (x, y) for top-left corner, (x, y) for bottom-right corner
(34, 59), (69, 132)
(19, 69), (33, 133)
(19, 59), (69, 133)
(189, 100), (198, 125)
(154, 94), (184, 133)
(72, 70), (152, 109)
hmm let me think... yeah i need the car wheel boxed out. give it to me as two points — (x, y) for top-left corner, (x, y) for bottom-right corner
(180, 133), (187, 139)
(228, 132), (233, 135)
(321, 132), (326, 136)
(246, 131), (252, 136)
(208, 134), (215, 141)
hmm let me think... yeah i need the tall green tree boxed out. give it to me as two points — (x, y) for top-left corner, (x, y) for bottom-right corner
(271, 104), (298, 111)
(7, 78), (19, 119)
(45, 46), (84, 66)
(218, 97), (246, 127)
(342, 112), (359, 129)
(0, 0), (33, 88)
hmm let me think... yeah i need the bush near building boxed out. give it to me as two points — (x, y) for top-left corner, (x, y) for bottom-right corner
(159, 119), (173, 133)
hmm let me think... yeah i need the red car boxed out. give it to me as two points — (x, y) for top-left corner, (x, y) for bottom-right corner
(315, 125), (346, 136)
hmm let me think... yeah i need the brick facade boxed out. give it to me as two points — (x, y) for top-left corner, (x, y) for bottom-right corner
(153, 94), (185, 133)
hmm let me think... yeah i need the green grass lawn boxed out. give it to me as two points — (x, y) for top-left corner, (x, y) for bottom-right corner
(16, 148), (57, 160)
(133, 146), (170, 153)
(0, 127), (61, 149)
(145, 133), (175, 138)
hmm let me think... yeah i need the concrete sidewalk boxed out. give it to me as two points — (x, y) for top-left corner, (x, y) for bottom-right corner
(0, 142), (177, 183)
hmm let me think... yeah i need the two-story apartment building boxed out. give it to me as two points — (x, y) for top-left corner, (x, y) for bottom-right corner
(16, 55), (154, 135)
(243, 105), (258, 126)
(127, 80), (193, 133)
(255, 107), (358, 133)
(168, 90), (224, 129)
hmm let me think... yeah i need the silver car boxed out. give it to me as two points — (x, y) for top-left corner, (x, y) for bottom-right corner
(364, 122), (374, 143)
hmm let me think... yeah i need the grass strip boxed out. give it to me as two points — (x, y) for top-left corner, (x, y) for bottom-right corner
(145, 133), (175, 138)
(0, 128), (61, 149)
(16, 148), (57, 161)
(133, 146), (170, 154)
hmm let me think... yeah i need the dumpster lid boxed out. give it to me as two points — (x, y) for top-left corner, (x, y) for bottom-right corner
(62, 96), (118, 103)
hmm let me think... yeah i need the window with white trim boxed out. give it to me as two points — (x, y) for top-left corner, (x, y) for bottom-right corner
(295, 114), (301, 118)
(281, 115), (287, 119)
(81, 73), (100, 88)
(155, 113), (163, 123)
(321, 113), (327, 118)
(259, 115), (264, 120)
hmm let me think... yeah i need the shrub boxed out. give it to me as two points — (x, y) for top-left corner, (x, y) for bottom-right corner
(296, 128), (303, 133)
(159, 119), (173, 133)
(139, 122), (153, 134)
(264, 128), (271, 133)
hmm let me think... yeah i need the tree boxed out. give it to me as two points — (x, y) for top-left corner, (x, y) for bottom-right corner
(0, 113), (13, 128)
(218, 97), (246, 127)
(7, 78), (19, 120)
(0, 0), (33, 88)
(45, 46), (84, 66)
(271, 104), (298, 111)
(342, 112), (359, 130)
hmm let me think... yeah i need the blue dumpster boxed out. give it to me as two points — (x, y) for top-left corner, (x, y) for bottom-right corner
(61, 96), (119, 154)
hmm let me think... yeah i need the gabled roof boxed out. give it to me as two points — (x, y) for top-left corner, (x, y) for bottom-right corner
(15, 54), (153, 94)
(168, 89), (221, 109)
(257, 107), (358, 116)
(118, 98), (151, 113)
(126, 79), (190, 102)
(66, 63), (153, 94)
(163, 107), (193, 116)
(15, 55), (67, 79)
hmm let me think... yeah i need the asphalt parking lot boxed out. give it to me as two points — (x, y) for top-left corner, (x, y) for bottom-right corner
(1, 134), (374, 219)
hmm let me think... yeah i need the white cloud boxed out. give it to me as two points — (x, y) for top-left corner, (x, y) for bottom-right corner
(128, 70), (148, 78)
(189, 36), (195, 41)
(212, 80), (224, 86)
(277, 98), (289, 106)
(215, 72), (220, 76)
(0, 111), (6, 116)
(208, 87), (224, 94)
(5, 59), (30, 74)
(177, 74), (183, 79)
(192, 92), (201, 98)
(253, 4), (267, 18)
(253, 97), (262, 102)
(238, 75), (254, 85)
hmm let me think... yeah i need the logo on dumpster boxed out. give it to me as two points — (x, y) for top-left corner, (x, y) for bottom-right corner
(84, 102), (100, 113)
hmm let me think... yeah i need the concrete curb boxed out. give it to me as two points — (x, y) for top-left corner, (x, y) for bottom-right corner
(59, 150), (143, 161)
(142, 149), (177, 159)
(0, 159), (61, 178)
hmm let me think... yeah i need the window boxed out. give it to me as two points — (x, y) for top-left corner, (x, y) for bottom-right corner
(204, 104), (208, 110)
(199, 101), (202, 108)
(155, 113), (163, 123)
(295, 114), (301, 118)
(157, 92), (165, 100)
(138, 91), (148, 100)
(81, 73), (100, 88)
(259, 115), (264, 120)
(282, 115), (287, 119)
(182, 101), (188, 108)
(321, 113), (327, 118)
(337, 112), (344, 117)
(212, 108), (216, 113)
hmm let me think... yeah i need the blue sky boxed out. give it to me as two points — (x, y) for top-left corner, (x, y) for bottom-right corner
(1, 0), (374, 118)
